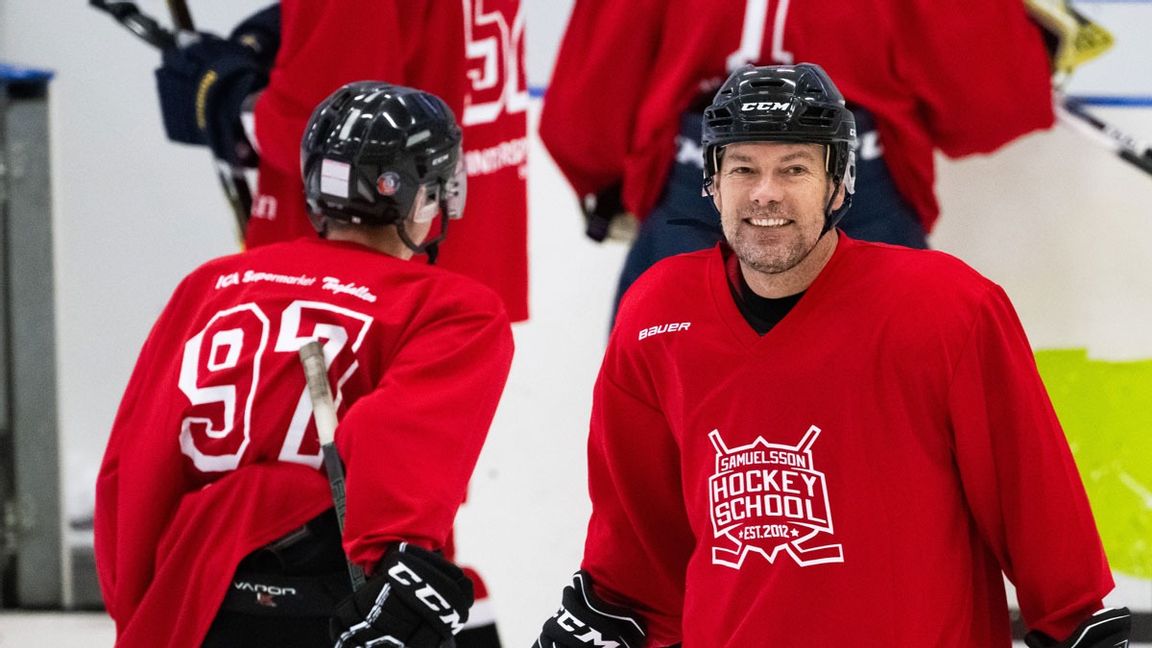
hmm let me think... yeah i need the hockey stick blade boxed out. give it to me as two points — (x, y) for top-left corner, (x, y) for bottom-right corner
(299, 340), (367, 590)
(1057, 95), (1152, 178)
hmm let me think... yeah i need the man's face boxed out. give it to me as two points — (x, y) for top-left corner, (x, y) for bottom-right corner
(712, 141), (842, 277)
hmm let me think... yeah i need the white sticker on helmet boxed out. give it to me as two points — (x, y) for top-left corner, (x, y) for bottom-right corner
(320, 159), (351, 198)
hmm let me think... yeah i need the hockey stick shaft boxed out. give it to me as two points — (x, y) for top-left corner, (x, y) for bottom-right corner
(166, 0), (194, 32)
(88, 0), (176, 49)
(299, 340), (367, 591)
(1057, 95), (1152, 177)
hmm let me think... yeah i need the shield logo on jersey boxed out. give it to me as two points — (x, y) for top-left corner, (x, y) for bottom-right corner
(708, 425), (843, 569)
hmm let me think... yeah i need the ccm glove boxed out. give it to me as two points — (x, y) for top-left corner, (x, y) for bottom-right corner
(1024, 606), (1132, 648)
(330, 544), (473, 648)
(154, 5), (278, 166)
(536, 571), (646, 648)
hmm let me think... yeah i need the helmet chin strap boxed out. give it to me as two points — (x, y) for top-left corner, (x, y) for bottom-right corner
(393, 196), (451, 264)
(821, 180), (852, 235)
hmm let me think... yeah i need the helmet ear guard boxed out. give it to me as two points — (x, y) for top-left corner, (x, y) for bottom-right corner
(700, 63), (858, 231)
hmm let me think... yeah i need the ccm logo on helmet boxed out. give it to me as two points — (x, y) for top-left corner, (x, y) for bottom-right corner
(741, 101), (791, 112)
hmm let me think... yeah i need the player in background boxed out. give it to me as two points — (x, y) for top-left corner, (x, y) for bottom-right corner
(95, 82), (514, 648)
(532, 64), (1130, 648)
(540, 0), (1110, 315)
(155, 0), (529, 322)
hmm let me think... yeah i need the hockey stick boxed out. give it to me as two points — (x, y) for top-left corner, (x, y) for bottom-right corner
(165, 0), (194, 32)
(88, 0), (255, 239)
(298, 340), (367, 590)
(1057, 94), (1152, 178)
(88, 0), (176, 48)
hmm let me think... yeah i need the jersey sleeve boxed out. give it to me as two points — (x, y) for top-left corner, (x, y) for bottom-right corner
(948, 285), (1113, 640)
(94, 277), (194, 625)
(339, 284), (513, 570)
(580, 338), (694, 645)
(538, 0), (664, 198)
(894, 0), (1054, 157)
(254, 0), (467, 180)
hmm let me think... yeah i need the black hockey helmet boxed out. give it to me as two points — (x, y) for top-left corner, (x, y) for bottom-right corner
(702, 63), (857, 230)
(301, 81), (465, 248)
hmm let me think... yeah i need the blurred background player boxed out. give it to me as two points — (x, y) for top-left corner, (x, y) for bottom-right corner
(152, 3), (528, 644)
(96, 82), (514, 648)
(540, 0), (1112, 314)
(533, 62), (1130, 648)
(155, 0), (529, 323)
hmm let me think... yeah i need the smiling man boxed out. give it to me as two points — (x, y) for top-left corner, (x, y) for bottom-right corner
(532, 64), (1130, 648)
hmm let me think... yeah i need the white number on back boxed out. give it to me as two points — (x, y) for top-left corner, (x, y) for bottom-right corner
(726, 0), (794, 72)
(178, 300), (373, 472)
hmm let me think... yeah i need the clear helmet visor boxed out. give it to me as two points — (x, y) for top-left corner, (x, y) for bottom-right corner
(411, 160), (467, 224)
(444, 159), (467, 220)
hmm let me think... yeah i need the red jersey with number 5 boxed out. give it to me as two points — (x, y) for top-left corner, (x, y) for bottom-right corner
(248, 0), (530, 322)
(95, 237), (514, 648)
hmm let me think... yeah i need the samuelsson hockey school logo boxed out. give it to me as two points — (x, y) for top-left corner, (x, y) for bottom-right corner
(708, 426), (843, 569)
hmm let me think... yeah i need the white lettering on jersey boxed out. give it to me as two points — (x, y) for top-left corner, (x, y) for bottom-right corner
(637, 322), (691, 341)
(251, 193), (278, 221)
(321, 277), (378, 303)
(464, 137), (529, 176)
(180, 300), (373, 472)
(708, 426), (843, 569)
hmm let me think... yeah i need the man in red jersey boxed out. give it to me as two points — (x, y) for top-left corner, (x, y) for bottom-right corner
(96, 82), (513, 648)
(533, 64), (1130, 648)
(155, 0), (529, 323)
(540, 0), (1103, 316)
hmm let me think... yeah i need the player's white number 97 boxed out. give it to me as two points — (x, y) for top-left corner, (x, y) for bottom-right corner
(178, 300), (372, 472)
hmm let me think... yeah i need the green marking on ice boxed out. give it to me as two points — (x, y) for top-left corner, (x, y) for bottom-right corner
(1035, 349), (1152, 579)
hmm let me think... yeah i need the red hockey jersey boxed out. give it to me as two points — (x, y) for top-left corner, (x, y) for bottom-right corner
(583, 236), (1112, 646)
(95, 238), (513, 648)
(540, 0), (1054, 232)
(248, 0), (529, 322)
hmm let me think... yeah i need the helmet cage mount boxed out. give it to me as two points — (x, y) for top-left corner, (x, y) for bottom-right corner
(701, 63), (857, 231)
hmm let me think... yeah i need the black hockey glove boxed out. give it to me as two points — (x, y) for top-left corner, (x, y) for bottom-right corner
(535, 571), (646, 648)
(1024, 606), (1131, 648)
(582, 183), (636, 243)
(329, 544), (473, 648)
(153, 5), (279, 167)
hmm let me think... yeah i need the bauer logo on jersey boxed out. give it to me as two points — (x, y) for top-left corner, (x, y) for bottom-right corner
(741, 100), (791, 112)
(708, 425), (843, 569)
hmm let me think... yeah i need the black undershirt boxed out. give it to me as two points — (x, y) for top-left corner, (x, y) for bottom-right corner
(723, 246), (804, 335)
